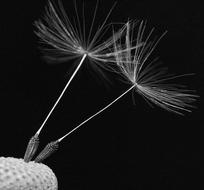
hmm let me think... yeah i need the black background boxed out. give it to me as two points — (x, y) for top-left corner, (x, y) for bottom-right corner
(0, 0), (202, 189)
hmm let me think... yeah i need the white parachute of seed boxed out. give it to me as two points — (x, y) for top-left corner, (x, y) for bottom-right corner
(113, 20), (197, 115)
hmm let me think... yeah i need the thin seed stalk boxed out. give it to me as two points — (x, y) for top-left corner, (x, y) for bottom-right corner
(36, 54), (87, 136)
(57, 84), (136, 142)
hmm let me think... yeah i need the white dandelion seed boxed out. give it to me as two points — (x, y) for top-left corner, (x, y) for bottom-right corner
(34, 0), (123, 134)
(53, 19), (198, 145)
(23, 0), (128, 163)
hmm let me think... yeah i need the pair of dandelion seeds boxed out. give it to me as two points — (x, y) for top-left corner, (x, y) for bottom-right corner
(0, 0), (197, 189)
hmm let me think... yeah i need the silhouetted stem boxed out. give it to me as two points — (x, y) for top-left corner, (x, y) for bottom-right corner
(35, 54), (87, 136)
(57, 84), (136, 142)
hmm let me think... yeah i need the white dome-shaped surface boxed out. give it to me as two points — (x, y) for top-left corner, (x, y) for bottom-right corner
(0, 157), (58, 190)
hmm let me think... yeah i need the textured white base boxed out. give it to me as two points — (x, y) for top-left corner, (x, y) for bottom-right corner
(0, 157), (58, 190)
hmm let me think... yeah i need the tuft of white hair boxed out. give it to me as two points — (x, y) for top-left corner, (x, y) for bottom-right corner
(0, 157), (57, 190)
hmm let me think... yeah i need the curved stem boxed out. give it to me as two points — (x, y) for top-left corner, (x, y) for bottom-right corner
(57, 84), (135, 142)
(36, 54), (87, 136)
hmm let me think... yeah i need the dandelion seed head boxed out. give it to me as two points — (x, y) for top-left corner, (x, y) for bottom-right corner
(0, 157), (57, 190)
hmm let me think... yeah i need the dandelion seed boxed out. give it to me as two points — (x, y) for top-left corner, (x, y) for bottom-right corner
(47, 21), (193, 146)
(27, 0), (126, 142)
(24, 0), (129, 163)
(44, 20), (198, 147)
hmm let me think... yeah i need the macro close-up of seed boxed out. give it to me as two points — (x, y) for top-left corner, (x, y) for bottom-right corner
(0, 0), (202, 189)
